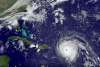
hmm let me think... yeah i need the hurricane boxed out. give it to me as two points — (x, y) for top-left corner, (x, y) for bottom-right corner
(0, 0), (100, 67)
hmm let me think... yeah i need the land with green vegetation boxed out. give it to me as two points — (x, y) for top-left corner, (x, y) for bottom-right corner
(0, 0), (27, 18)
(0, 0), (17, 14)
(0, 55), (10, 67)
(8, 36), (33, 45)
(39, 44), (48, 50)
(8, 36), (49, 49)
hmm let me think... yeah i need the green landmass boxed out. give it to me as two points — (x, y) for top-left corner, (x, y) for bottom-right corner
(0, 0), (27, 18)
(39, 44), (48, 50)
(8, 36), (32, 45)
(17, 5), (27, 12)
(0, 0), (17, 14)
(0, 55), (10, 67)
(8, 36), (49, 49)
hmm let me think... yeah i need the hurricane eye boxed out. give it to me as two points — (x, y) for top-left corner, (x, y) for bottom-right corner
(56, 40), (79, 63)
